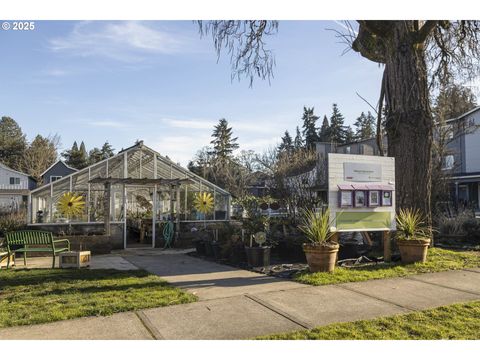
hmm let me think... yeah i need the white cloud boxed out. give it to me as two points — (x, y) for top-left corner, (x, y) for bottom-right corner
(49, 21), (192, 62)
(163, 118), (216, 130)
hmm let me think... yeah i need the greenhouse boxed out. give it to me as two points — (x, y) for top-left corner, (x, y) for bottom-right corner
(29, 141), (231, 248)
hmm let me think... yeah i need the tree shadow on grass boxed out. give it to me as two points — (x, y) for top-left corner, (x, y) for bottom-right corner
(0, 269), (153, 289)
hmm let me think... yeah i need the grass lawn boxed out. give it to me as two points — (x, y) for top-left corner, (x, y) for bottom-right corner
(258, 300), (480, 340)
(296, 248), (480, 286)
(0, 268), (196, 328)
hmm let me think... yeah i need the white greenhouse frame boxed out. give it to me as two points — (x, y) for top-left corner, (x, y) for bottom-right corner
(29, 142), (231, 248)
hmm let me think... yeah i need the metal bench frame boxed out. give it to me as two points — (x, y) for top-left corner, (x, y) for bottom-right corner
(5, 230), (70, 269)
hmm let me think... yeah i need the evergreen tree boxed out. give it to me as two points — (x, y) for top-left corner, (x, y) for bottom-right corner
(344, 126), (356, 144)
(210, 118), (239, 161)
(293, 126), (304, 149)
(101, 141), (115, 158)
(278, 130), (294, 155)
(433, 84), (478, 121)
(62, 141), (89, 169)
(318, 115), (331, 142)
(0, 116), (27, 170)
(354, 111), (376, 141)
(329, 103), (347, 144)
(301, 107), (320, 149)
(88, 147), (103, 164)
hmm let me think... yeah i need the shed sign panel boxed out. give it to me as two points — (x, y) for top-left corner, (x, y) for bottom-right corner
(344, 163), (381, 182)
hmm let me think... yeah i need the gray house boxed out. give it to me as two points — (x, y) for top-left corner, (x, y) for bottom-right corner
(40, 160), (77, 185)
(444, 106), (480, 210)
(0, 162), (36, 213)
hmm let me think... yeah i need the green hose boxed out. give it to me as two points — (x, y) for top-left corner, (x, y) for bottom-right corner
(163, 221), (174, 249)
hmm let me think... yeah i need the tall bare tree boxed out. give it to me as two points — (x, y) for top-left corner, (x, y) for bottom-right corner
(22, 134), (60, 184)
(198, 20), (480, 223)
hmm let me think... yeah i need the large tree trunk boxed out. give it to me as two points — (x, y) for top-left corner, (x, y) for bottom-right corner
(383, 22), (433, 222)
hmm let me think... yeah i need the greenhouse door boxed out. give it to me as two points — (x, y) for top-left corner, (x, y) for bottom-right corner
(125, 186), (154, 248)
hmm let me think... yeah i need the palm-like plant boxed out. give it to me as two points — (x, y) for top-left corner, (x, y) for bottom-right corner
(395, 208), (430, 240)
(299, 208), (337, 245)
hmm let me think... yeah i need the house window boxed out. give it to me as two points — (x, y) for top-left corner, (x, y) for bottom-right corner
(442, 155), (455, 170)
(50, 176), (62, 182)
(9, 177), (20, 185)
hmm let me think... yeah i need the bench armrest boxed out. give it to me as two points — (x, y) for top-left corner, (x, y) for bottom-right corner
(52, 239), (70, 250)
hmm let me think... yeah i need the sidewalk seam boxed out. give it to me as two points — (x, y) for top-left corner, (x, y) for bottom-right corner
(244, 294), (311, 329)
(406, 276), (480, 296)
(333, 284), (418, 311)
(135, 311), (164, 340)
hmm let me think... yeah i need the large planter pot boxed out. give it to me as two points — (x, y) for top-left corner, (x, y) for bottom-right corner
(397, 238), (431, 264)
(245, 246), (271, 267)
(303, 243), (340, 273)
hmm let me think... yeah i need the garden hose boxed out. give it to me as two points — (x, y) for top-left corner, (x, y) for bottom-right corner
(163, 221), (174, 249)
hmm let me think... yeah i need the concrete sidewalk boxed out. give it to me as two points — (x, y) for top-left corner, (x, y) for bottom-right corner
(1, 251), (480, 339)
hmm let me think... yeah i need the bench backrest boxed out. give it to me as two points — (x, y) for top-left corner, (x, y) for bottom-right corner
(5, 230), (54, 246)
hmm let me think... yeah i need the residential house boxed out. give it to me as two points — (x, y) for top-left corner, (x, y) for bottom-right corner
(40, 160), (77, 185)
(443, 106), (480, 210)
(0, 162), (36, 213)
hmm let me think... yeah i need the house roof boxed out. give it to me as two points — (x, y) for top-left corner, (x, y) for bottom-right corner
(0, 162), (36, 180)
(40, 160), (78, 177)
(445, 106), (480, 124)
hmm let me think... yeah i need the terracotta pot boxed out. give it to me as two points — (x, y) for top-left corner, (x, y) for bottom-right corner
(396, 238), (431, 264)
(303, 243), (339, 273)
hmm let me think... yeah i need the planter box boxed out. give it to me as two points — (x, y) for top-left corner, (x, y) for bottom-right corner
(245, 246), (271, 267)
(59, 251), (91, 268)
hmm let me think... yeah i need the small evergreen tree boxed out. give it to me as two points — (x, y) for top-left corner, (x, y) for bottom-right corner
(318, 115), (331, 142)
(354, 111), (376, 141)
(278, 130), (294, 155)
(301, 107), (320, 149)
(100, 141), (115, 158)
(344, 126), (355, 144)
(329, 103), (347, 144)
(0, 116), (27, 170)
(88, 147), (103, 164)
(293, 126), (304, 149)
(210, 118), (239, 161)
(62, 141), (89, 169)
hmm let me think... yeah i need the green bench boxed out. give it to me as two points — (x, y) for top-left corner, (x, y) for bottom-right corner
(5, 230), (70, 269)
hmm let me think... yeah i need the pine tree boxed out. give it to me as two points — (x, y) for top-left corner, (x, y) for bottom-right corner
(329, 103), (347, 144)
(100, 141), (115, 159)
(301, 107), (320, 149)
(0, 116), (27, 170)
(293, 126), (304, 149)
(344, 126), (355, 144)
(210, 118), (239, 161)
(88, 147), (103, 164)
(354, 111), (376, 141)
(278, 130), (294, 155)
(318, 115), (331, 142)
(62, 141), (89, 169)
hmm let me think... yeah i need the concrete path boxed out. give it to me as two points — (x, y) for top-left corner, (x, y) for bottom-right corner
(1, 250), (480, 339)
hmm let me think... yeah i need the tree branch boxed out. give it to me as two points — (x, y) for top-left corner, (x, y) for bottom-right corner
(352, 22), (387, 63)
(413, 20), (439, 44)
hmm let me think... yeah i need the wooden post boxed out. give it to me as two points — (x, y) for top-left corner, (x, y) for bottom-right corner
(104, 182), (111, 237)
(383, 231), (391, 262)
(176, 185), (181, 241)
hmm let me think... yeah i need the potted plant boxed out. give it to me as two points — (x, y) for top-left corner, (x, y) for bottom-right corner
(395, 208), (431, 263)
(243, 213), (271, 268)
(299, 208), (339, 272)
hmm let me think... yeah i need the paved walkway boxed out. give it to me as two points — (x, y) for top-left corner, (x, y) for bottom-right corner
(1, 250), (480, 339)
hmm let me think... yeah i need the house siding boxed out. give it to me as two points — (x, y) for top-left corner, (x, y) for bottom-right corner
(42, 162), (77, 184)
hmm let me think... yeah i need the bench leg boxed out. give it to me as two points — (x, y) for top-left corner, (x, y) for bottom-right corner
(52, 254), (55, 269)
(24, 252), (27, 266)
(6, 253), (11, 269)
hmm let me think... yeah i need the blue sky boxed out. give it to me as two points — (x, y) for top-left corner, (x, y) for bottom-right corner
(0, 20), (383, 165)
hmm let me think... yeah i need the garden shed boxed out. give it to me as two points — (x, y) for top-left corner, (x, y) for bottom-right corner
(29, 141), (231, 249)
